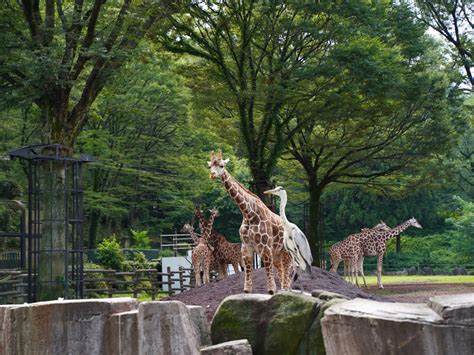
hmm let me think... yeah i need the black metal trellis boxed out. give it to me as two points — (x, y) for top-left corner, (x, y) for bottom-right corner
(8, 144), (93, 302)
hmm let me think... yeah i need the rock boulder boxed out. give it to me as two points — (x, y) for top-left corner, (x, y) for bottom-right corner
(200, 339), (252, 355)
(211, 291), (337, 354)
(321, 296), (474, 355)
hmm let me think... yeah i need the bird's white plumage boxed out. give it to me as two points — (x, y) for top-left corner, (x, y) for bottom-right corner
(265, 186), (313, 272)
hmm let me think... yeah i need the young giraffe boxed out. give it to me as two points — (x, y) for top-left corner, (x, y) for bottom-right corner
(358, 217), (422, 289)
(180, 209), (219, 286)
(330, 221), (389, 283)
(208, 150), (293, 294)
(181, 223), (221, 286)
(195, 208), (243, 276)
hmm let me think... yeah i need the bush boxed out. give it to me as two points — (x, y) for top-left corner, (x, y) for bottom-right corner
(83, 261), (109, 297)
(96, 235), (126, 271)
(125, 251), (157, 270)
(131, 229), (151, 249)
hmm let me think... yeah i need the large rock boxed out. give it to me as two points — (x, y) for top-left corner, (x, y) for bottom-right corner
(138, 301), (202, 355)
(200, 339), (252, 355)
(107, 310), (139, 354)
(264, 292), (321, 354)
(211, 291), (328, 355)
(321, 297), (474, 355)
(429, 293), (474, 326)
(0, 298), (211, 355)
(211, 293), (271, 353)
(0, 298), (138, 355)
(188, 305), (212, 346)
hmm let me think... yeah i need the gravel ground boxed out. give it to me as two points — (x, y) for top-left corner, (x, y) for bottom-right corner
(367, 282), (474, 303)
(164, 267), (386, 321)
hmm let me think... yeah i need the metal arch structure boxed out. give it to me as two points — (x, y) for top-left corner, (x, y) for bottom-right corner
(8, 144), (93, 302)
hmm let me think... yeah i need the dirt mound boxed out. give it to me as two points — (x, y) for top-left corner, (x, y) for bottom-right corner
(164, 267), (386, 321)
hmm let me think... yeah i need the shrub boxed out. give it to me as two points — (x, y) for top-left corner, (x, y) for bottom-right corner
(131, 229), (151, 249)
(96, 235), (126, 271)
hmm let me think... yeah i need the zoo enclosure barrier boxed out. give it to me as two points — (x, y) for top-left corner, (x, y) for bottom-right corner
(0, 267), (195, 304)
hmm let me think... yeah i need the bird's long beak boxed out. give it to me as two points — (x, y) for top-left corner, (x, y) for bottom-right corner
(264, 188), (276, 195)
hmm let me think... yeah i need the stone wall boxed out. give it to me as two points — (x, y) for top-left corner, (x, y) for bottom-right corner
(211, 291), (474, 355)
(321, 294), (474, 355)
(0, 298), (210, 355)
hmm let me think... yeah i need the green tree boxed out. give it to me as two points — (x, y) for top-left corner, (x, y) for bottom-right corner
(281, 3), (458, 264)
(0, 0), (170, 146)
(158, 1), (335, 200)
(415, 0), (473, 88)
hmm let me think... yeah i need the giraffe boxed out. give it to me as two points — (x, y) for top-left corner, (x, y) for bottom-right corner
(358, 217), (422, 289)
(329, 221), (389, 283)
(329, 218), (422, 288)
(195, 208), (243, 276)
(183, 222), (221, 285)
(208, 150), (293, 294)
(180, 210), (219, 286)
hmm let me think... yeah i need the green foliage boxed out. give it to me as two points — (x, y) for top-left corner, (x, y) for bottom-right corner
(382, 233), (471, 273)
(159, 249), (175, 258)
(447, 196), (474, 264)
(124, 251), (156, 271)
(96, 235), (126, 271)
(130, 230), (151, 250)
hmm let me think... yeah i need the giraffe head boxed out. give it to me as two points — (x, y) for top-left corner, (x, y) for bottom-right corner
(407, 217), (422, 229)
(180, 223), (194, 234)
(210, 208), (220, 218)
(263, 186), (285, 197)
(361, 220), (390, 232)
(208, 150), (229, 179)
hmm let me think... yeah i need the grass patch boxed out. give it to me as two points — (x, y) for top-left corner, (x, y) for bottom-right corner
(363, 275), (474, 285)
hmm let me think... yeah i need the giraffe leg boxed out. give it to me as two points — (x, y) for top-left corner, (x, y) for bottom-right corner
(343, 259), (348, 281)
(194, 263), (202, 287)
(261, 246), (276, 295)
(203, 259), (210, 284)
(330, 258), (342, 274)
(359, 256), (367, 288)
(232, 263), (239, 274)
(352, 256), (360, 287)
(281, 252), (293, 291)
(241, 244), (254, 293)
(222, 263), (228, 277)
(377, 254), (384, 289)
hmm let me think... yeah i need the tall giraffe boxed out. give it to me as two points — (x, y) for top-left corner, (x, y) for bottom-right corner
(359, 217), (422, 289)
(208, 150), (292, 294)
(195, 208), (243, 276)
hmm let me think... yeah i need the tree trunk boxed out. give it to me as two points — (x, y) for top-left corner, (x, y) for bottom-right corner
(308, 177), (323, 268)
(249, 167), (274, 209)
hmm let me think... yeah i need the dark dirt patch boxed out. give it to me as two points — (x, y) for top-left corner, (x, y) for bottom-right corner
(163, 267), (386, 321)
(367, 283), (474, 303)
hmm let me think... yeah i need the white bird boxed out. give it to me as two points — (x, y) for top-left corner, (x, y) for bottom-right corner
(264, 186), (313, 274)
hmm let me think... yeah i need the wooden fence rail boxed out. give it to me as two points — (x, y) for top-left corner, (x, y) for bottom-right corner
(1, 267), (206, 304)
(0, 270), (28, 304)
(83, 266), (195, 299)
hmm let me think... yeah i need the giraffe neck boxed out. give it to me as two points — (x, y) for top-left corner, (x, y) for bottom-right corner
(381, 221), (412, 242)
(201, 216), (214, 240)
(188, 229), (199, 244)
(220, 169), (260, 219)
(195, 212), (208, 234)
